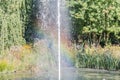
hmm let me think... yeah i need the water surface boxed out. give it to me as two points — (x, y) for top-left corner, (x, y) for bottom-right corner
(0, 68), (120, 80)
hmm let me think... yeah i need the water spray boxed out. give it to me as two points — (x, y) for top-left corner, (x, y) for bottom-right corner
(57, 0), (61, 80)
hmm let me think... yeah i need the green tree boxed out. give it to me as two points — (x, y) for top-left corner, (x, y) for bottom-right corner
(68, 0), (120, 47)
(0, 0), (33, 54)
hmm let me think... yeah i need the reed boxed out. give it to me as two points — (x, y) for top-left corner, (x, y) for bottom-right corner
(76, 46), (120, 70)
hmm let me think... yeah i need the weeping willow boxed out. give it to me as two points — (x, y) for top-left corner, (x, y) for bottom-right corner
(0, 0), (33, 54)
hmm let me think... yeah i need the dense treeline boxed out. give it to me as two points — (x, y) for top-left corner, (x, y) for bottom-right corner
(0, 0), (33, 54)
(68, 0), (120, 47)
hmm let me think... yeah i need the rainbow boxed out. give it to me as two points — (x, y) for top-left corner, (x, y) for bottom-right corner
(34, 29), (75, 67)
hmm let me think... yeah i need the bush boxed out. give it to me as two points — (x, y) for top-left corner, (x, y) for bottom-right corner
(0, 60), (14, 72)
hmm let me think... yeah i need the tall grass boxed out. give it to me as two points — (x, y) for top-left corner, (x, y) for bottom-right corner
(76, 46), (120, 70)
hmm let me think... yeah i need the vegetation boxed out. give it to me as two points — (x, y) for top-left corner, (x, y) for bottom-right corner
(0, 0), (34, 72)
(76, 46), (120, 70)
(0, 60), (14, 72)
(68, 0), (120, 47)
(0, 0), (33, 54)
(0, 44), (40, 72)
(68, 0), (120, 70)
(0, 0), (120, 72)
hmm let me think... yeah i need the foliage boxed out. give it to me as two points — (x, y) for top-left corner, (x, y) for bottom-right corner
(0, 44), (37, 72)
(68, 0), (120, 46)
(0, 60), (14, 72)
(0, 0), (33, 54)
(76, 46), (120, 70)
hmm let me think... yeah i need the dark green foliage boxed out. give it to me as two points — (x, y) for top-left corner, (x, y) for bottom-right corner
(24, 0), (34, 43)
(68, 0), (120, 46)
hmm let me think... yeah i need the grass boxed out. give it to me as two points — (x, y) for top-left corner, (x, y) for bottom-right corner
(0, 43), (120, 73)
(0, 44), (39, 73)
(76, 45), (120, 70)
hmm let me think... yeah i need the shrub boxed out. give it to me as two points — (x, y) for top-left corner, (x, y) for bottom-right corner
(0, 60), (14, 72)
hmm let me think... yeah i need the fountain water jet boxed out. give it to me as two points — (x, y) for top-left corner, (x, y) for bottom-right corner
(57, 0), (61, 79)
(32, 0), (75, 79)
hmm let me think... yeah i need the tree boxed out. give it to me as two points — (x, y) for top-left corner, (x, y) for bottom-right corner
(68, 0), (120, 47)
(0, 0), (33, 54)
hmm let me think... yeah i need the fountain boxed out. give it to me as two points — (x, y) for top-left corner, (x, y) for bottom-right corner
(33, 0), (74, 70)
(33, 0), (58, 68)
(26, 0), (120, 79)
(32, 0), (75, 79)
(0, 0), (120, 80)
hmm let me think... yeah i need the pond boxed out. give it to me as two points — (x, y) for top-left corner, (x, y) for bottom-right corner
(0, 68), (120, 80)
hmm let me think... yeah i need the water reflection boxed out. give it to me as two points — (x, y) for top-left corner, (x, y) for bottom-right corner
(0, 68), (120, 80)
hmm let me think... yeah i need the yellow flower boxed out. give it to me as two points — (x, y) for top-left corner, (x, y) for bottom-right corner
(23, 44), (31, 49)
